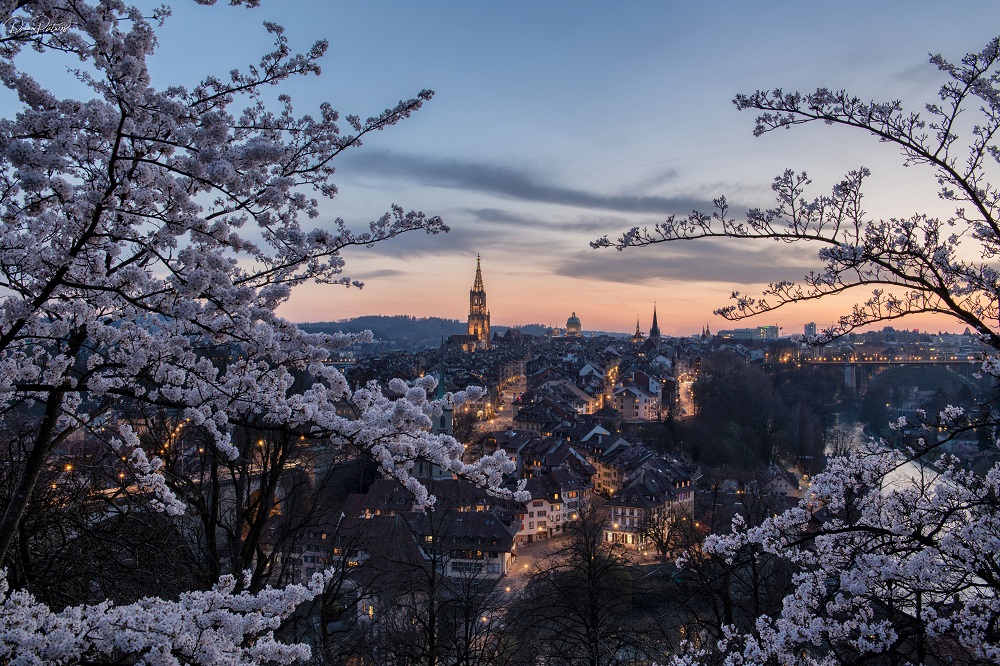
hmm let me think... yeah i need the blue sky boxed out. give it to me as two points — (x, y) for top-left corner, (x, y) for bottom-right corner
(22, 1), (1000, 334)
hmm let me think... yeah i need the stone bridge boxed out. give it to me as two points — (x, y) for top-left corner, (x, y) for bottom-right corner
(803, 359), (985, 394)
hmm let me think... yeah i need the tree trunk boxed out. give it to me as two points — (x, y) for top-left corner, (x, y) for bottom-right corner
(0, 389), (66, 564)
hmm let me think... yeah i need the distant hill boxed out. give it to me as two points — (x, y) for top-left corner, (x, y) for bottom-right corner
(299, 316), (549, 351)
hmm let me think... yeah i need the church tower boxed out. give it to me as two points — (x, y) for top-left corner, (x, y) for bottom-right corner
(467, 255), (490, 350)
(415, 336), (455, 480)
(631, 315), (645, 344)
(650, 304), (661, 344)
(433, 340), (453, 437)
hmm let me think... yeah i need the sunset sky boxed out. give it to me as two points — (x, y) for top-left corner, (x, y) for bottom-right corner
(19, 1), (1000, 336)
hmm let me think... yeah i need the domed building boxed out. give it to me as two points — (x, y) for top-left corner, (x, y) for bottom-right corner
(566, 312), (582, 337)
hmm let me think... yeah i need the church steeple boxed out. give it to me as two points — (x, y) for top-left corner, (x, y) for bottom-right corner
(419, 334), (453, 479)
(650, 304), (661, 340)
(473, 254), (485, 292)
(631, 314), (645, 344)
(467, 254), (490, 350)
(434, 337), (452, 435)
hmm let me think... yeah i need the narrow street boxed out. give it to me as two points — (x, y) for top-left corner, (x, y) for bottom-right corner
(503, 533), (570, 591)
(485, 374), (525, 432)
(676, 375), (695, 420)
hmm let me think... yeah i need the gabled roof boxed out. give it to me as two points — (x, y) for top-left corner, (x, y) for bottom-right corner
(613, 385), (657, 400)
(336, 478), (520, 567)
(599, 440), (653, 472)
(561, 422), (610, 443)
(606, 488), (663, 510)
(514, 398), (574, 424)
(522, 467), (594, 504)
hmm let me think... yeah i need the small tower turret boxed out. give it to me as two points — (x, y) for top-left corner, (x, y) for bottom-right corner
(631, 315), (645, 344)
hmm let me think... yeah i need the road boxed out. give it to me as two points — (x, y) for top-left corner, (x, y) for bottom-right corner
(483, 375), (525, 432)
(676, 377), (695, 420)
(503, 534), (570, 591)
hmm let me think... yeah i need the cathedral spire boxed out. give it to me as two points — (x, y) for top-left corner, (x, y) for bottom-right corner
(467, 255), (490, 350)
(473, 253), (485, 292)
(650, 303), (661, 339)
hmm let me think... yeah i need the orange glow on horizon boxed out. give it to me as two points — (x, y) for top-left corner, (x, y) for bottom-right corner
(279, 256), (969, 337)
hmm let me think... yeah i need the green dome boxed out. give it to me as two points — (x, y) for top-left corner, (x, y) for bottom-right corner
(567, 312), (581, 326)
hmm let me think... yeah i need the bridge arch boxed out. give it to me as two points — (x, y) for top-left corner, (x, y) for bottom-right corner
(854, 362), (983, 397)
(809, 359), (986, 396)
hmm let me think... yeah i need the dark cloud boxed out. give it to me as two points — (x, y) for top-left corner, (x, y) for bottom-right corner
(351, 207), (645, 260)
(343, 219), (539, 260)
(465, 208), (535, 226)
(346, 225), (484, 259)
(465, 208), (632, 234)
(889, 61), (942, 87)
(559, 241), (818, 286)
(629, 166), (683, 192)
(340, 150), (711, 214)
(356, 269), (407, 279)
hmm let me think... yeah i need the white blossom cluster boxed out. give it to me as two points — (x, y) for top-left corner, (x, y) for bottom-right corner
(691, 445), (1000, 664)
(106, 423), (186, 515)
(0, 569), (331, 664)
(345, 376), (528, 507)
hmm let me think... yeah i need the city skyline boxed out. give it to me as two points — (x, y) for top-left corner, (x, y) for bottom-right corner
(321, 253), (976, 340)
(13, 1), (997, 335)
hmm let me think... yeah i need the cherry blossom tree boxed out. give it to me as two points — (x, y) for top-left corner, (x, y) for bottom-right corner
(0, 0), (521, 662)
(597, 37), (1000, 664)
